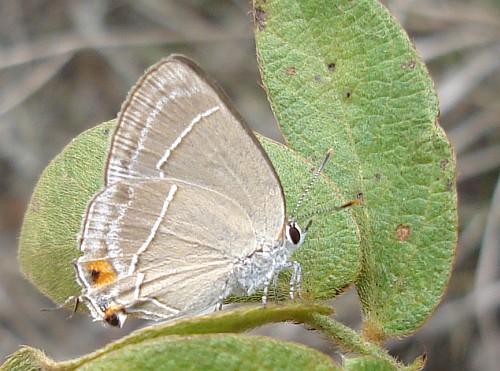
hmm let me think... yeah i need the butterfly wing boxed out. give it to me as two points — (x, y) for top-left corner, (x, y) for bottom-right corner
(78, 178), (255, 320)
(105, 55), (286, 243)
(77, 55), (289, 324)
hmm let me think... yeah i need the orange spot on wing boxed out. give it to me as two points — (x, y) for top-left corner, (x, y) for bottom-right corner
(85, 259), (117, 286)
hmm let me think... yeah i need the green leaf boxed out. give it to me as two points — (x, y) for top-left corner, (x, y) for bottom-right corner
(18, 121), (115, 304)
(254, 0), (457, 337)
(71, 335), (339, 371)
(0, 347), (57, 371)
(344, 356), (396, 371)
(344, 355), (425, 371)
(2, 305), (337, 371)
(2, 335), (339, 371)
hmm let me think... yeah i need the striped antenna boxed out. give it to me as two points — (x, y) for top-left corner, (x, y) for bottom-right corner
(290, 148), (333, 219)
(295, 193), (363, 222)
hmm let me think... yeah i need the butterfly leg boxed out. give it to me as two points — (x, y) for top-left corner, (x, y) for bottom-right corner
(52, 295), (79, 320)
(262, 260), (279, 306)
(262, 277), (269, 306)
(216, 271), (234, 311)
(289, 261), (302, 300)
(272, 272), (279, 303)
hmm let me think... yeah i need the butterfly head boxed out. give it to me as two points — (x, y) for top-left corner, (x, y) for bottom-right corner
(284, 219), (312, 253)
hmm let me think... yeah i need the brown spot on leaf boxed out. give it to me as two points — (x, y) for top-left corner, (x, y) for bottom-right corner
(31, 200), (41, 212)
(286, 66), (296, 76)
(254, 6), (267, 31)
(401, 60), (416, 70)
(446, 181), (454, 191)
(440, 159), (449, 170)
(327, 62), (336, 72)
(396, 224), (412, 241)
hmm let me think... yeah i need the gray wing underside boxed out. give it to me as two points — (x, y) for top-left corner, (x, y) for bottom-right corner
(105, 55), (285, 242)
(79, 179), (254, 315)
(77, 56), (287, 319)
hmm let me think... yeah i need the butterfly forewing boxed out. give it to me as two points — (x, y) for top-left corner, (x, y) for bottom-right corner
(106, 55), (285, 241)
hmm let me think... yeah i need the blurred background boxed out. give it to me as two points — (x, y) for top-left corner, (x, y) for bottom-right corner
(0, 0), (498, 369)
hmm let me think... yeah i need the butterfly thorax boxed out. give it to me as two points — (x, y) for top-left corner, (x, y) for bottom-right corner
(232, 238), (290, 296)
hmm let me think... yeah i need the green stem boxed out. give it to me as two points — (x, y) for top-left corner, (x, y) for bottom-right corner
(307, 313), (404, 370)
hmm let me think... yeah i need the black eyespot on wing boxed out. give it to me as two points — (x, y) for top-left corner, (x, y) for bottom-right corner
(91, 268), (100, 283)
(105, 313), (120, 327)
